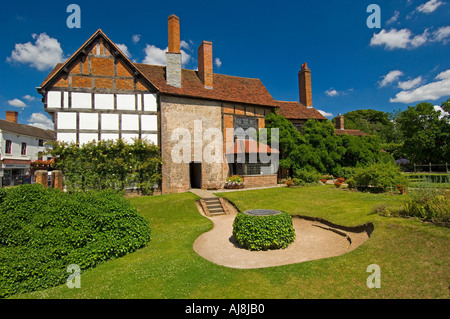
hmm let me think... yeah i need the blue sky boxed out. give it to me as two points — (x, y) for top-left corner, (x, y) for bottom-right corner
(1, 0), (449, 129)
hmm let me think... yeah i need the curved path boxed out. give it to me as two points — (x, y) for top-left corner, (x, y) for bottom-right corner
(193, 202), (371, 269)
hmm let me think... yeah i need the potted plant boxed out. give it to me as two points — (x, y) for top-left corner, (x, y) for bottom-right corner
(225, 175), (244, 189)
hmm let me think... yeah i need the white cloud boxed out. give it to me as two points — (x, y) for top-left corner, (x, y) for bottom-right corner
(22, 95), (36, 102)
(432, 26), (450, 43)
(379, 70), (403, 87)
(7, 33), (64, 71)
(142, 44), (192, 66)
(7, 98), (27, 108)
(132, 34), (141, 44)
(317, 110), (334, 118)
(27, 112), (54, 130)
(398, 76), (423, 90)
(416, 0), (445, 13)
(325, 89), (339, 97)
(214, 57), (222, 68)
(370, 28), (429, 50)
(116, 43), (131, 58)
(386, 11), (400, 25)
(390, 69), (450, 103)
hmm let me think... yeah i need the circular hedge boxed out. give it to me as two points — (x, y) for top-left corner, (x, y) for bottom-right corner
(232, 210), (296, 251)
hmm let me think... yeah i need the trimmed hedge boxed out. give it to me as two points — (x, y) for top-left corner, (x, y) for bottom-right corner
(232, 211), (295, 251)
(0, 184), (151, 298)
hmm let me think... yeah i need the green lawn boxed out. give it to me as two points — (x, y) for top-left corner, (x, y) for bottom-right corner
(12, 186), (450, 299)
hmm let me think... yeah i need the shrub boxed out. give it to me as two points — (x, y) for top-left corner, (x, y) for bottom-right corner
(0, 184), (151, 298)
(293, 168), (322, 184)
(334, 167), (357, 180)
(346, 178), (356, 189)
(403, 187), (449, 224)
(334, 181), (342, 188)
(352, 163), (407, 192)
(232, 211), (296, 251)
(320, 178), (328, 184)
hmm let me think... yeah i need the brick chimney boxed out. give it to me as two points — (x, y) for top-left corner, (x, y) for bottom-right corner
(166, 14), (182, 88)
(198, 41), (213, 89)
(5, 111), (18, 123)
(335, 114), (345, 130)
(298, 63), (312, 108)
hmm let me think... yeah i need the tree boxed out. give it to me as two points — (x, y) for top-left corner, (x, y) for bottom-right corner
(395, 101), (450, 164)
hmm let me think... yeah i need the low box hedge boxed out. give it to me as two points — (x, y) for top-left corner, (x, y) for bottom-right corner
(0, 184), (151, 298)
(232, 211), (295, 251)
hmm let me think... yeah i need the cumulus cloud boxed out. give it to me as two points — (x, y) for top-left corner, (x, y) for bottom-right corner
(214, 57), (222, 68)
(22, 95), (36, 102)
(27, 112), (54, 130)
(7, 98), (27, 108)
(116, 43), (131, 58)
(390, 69), (450, 103)
(142, 43), (192, 66)
(434, 104), (450, 118)
(416, 0), (445, 13)
(398, 76), (423, 90)
(7, 33), (64, 71)
(325, 89), (339, 97)
(317, 110), (334, 118)
(379, 70), (403, 87)
(370, 28), (429, 50)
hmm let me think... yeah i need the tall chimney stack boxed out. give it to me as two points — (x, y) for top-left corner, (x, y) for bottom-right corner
(335, 114), (345, 130)
(198, 41), (213, 89)
(166, 14), (182, 88)
(298, 63), (312, 108)
(5, 111), (18, 123)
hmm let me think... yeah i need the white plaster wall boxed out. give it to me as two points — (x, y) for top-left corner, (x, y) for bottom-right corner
(141, 114), (157, 131)
(117, 94), (135, 111)
(121, 114), (139, 131)
(94, 94), (114, 110)
(47, 91), (61, 108)
(79, 133), (98, 145)
(63, 92), (69, 108)
(57, 112), (77, 130)
(143, 94), (157, 111)
(122, 133), (138, 143)
(71, 92), (92, 109)
(101, 113), (119, 130)
(57, 132), (77, 143)
(141, 133), (158, 145)
(79, 113), (98, 130)
(101, 133), (119, 141)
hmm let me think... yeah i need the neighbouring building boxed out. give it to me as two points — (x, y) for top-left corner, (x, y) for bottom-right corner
(333, 114), (369, 136)
(0, 111), (56, 187)
(37, 14), (326, 194)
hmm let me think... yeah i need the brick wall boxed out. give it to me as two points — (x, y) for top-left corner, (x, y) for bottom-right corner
(242, 174), (277, 188)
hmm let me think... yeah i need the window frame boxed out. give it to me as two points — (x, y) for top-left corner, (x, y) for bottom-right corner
(5, 140), (12, 154)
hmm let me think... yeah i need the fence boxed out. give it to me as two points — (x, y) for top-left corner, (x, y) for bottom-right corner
(412, 163), (449, 173)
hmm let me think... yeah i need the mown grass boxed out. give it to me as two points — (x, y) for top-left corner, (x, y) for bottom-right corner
(11, 186), (450, 299)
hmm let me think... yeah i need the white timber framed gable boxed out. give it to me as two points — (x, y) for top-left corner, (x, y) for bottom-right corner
(38, 30), (159, 146)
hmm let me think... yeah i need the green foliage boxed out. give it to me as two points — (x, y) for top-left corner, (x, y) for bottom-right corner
(232, 211), (295, 251)
(334, 166), (358, 180)
(0, 184), (151, 298)
(352, 163), (407, 192)
(395, 100), (450, 164)
(46, 138), (162, 194)
(337, 109), (399, 143)
(293, 168), (322, 184)
(265, 114), (382, 175)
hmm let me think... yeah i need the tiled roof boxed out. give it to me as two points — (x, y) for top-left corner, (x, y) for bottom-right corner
(275, 100), (326, 120)
(226, 139), (279, 155)
(135, 64), (278, 107)
(334, 129), (369, 136)
(0, 119), (56, 140)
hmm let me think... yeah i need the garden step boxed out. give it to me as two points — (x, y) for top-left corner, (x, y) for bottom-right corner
(201, 198), (226, 216)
